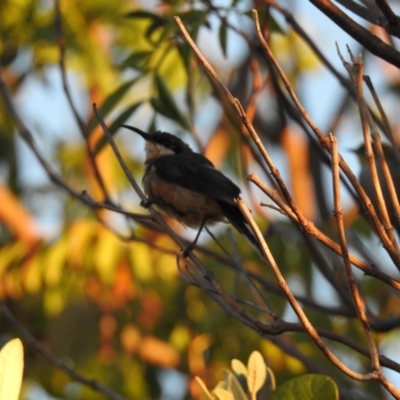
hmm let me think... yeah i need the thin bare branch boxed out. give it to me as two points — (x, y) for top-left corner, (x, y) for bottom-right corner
(330, 133), (380, 373)
(250, 173), (400, 290)
(236, 198), (377, 381)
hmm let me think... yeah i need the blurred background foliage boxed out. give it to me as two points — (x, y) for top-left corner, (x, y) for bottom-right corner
(1, 0), (399, 399)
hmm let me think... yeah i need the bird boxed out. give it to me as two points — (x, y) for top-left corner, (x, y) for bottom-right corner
(353, 143), (400, 233)
(121, 125), (260, 254)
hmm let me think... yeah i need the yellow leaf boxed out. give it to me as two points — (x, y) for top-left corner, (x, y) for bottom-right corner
(120, 324), (141, 355)
(43, 289), (64, 316)
(129, 242), (154, 281)
(231, 358), (247, 377)
(22, 255), (42, 294)
(94, 229), (121, 283)
(247, 351), (266, 399)
(169, 325), (191, 352)
(0, 338), (23, 400)
(68, 219), (96, 268)
(195, 376), (215, 399)
(0, 242), (26, 277)
(43, 236), (68, 287)
(212, 388), (234, 400)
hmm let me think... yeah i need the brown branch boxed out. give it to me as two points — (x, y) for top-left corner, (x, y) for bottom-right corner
(337, 47), (400, 257)
(310, 0), (400, 66)
(330, 133), (380, 373)
(236, 198), (376, 381)
(374, 0), (400, 32)
(253, 10), (400, 266)
(335, 0), (385, 26)
(251, 173), (400, 290)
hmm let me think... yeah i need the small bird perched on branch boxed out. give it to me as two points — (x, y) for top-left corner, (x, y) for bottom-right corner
(121, 125), (260, 254)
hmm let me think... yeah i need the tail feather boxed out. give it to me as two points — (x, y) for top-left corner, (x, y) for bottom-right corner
(218, 201), (262, 252)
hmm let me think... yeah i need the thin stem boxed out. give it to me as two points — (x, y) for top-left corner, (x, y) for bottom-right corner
(329, 133), (380, 373)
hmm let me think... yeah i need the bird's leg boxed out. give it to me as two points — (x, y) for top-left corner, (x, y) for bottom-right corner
(182, 218), (208, 257)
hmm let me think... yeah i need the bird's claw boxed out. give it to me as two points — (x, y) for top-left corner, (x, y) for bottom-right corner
(182, 243), (195, 258)
(140, 198), (154, 209)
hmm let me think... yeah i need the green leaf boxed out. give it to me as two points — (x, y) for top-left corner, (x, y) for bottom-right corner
(120, 51), (152, 71)
(152, 75), (190, 130)
(177, 9), (206, 22)
(219, 22), (228, 58)
(247, 351), (267, 399)
(124, 10), (164, 20)
(270, 374), (339, 400)
(0, 339), (24, 400)
(243, 10), (284, 34)
(145, 19), (169, 42)
(269, 15), (285, 34)
(88, 77), (141, 135)
(176, 41), (192, 72)
(94, 102), (142, 154)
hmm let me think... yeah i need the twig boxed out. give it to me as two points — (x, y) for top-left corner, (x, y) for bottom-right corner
(236, 197), (377, 381)
(174, 15), (306, 229)
(371, 134), (400, 229)
(363, 75), (396, 152)
(329, 133), (380, 373)
(374, 0), (400, 32)
(337, 46), (400, 257)
(250, 173), (400, 290)
(253, 10), (400, 265)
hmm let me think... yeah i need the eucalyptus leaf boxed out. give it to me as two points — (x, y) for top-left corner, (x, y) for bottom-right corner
(195, 376), (216, 399)
(269, 374), (339, 400)
(223, 370), (248, 400)
(247, 351), (267, 399)
(219, 22), (228, 58)
(88, 77), (141, 135)
(231, 358), (248, 392)
(213, 388), (235, 400)
(152, 75), (190, 130)
(94, 102), (142, 154)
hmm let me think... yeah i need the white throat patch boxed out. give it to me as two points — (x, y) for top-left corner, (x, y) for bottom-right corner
(145, 141), (174, 162)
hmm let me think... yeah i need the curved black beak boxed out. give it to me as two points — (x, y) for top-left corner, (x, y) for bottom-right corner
(121, 125), (153, 141)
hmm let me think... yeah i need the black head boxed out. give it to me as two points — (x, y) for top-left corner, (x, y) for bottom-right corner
(150, 131), (192, 154)
(121, 125), (192, 155)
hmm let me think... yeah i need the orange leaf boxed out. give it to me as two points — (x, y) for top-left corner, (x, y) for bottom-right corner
(204, 127), (231, 167)
(281, 127), (315, 220)
(139, 335), (180, 368)
(0, 184), (40, 245)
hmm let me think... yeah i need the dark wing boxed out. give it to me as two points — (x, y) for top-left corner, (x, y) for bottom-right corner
(219, 202), (261, 251)
(153, 153), (241, 204)
(154, 153), (261, 251)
